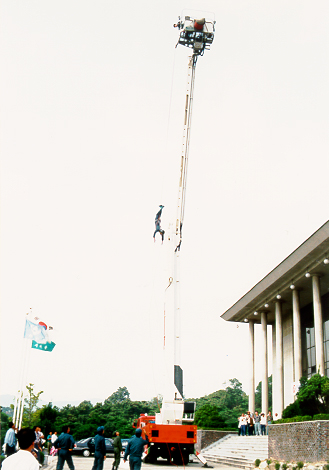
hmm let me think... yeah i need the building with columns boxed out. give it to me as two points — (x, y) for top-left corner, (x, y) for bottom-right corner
(221, 221), (329, 419)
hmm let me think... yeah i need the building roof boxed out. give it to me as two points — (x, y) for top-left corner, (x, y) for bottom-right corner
(221, 220), (329, 324)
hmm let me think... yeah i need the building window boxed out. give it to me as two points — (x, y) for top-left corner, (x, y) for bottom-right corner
(306, 327), (316, 377)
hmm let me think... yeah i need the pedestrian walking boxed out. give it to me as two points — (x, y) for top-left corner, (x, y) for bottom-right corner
(112, 431), (122, 470)
(55, 425), (75, 470)
(123, 428), (149, 470)
(91, 426), (106, 470)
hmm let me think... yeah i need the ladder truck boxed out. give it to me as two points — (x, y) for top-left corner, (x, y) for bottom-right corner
(135, 14), (215, 465)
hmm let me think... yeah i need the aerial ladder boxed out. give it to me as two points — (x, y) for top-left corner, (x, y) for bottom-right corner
(173, 14), (215, 400)
(136, 14), (215, 466)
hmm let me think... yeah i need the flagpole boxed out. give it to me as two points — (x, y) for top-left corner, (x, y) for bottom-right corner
(13, 322), (28, 428)
(14, 310), (32, 429)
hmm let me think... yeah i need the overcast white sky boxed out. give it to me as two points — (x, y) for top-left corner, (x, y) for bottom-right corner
(1, 1), (329, 407)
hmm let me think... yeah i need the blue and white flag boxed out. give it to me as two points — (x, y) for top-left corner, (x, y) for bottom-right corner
(24, 319), (48, 344)
(32, 340), (56, 352)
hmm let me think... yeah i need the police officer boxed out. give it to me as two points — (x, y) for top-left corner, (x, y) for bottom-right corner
(123, 428), (149, 470)
(55, 425), (75, 470)
(91, 426), (106, 470)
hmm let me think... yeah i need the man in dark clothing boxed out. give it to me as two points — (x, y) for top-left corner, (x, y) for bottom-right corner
(112, 431), (122, 470)
(153, 205), (165, 243)
(55, 425), (75, 470)
(91, 426), (106, 470)
(123, 428), (149, 470)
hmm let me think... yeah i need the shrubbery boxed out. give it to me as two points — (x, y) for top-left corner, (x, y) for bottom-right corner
(279, 374), (329, 424)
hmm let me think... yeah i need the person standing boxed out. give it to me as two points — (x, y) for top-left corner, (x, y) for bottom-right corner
(91, 426), (106, 470)
(267, 411), (272, 435)
(240, 414), (247, 436)
(55, 425), (75, 470)
(247, 412), (254, 436)
(2, 428), (39, 470)
(47, 432), (53, 454)
(254, 412), (261, 436)
(52, 431), (58, 445)
(123, 428), (149, 470)
(112, 431), (122, 470)
(260, 413), (266, 435)
(33, 426), (43, 462)
(4, 422), (17, 456)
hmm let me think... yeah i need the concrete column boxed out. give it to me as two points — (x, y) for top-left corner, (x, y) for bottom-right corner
(249, 320), (255, 413)
(312, 275), (325, 375)
(261, 312), (268, 415)
(275, 301), (284, 417)
(292, 289), (302, 384)
(272, 323), (276, 416)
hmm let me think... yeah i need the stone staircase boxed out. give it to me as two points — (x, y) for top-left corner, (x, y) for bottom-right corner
(201, 435), (268, 470)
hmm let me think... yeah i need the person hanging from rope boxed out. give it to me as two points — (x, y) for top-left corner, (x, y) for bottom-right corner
(153, 205), (165, 243)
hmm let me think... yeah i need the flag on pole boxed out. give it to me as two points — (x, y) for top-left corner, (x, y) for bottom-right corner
(31, 340), (56, 352)
(24, 319), (48, 343)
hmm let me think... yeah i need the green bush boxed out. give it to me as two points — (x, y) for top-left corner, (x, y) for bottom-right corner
(297, 462), (304, 469)
(282, 401), (301, 418)
(272, 416), (312, 424)
(39, 451), (45, 465)
(267, 460), (272, 466)
(275, 463), (281, 470)
(313, 414), (329, 421)
(255, 459), (261, 467)
(282, 464), (288, 470)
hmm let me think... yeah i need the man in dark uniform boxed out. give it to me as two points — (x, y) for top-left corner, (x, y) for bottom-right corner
(55, 425), (75, 470)
(123, 428), (149, 470)
(112, 430), (122, 470)
(153, 205), (165, 243)
(91, 426), (106, 470)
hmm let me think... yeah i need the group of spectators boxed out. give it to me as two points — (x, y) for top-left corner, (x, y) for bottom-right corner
(3, 422), (149, 470)
(4, 422), (59, 464)
(238, 411), (275, 436)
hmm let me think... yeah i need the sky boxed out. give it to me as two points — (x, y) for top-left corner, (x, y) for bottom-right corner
(1, 1), (329, 408)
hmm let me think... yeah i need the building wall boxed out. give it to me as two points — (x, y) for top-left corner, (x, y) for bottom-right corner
(282, 310), (294, 409)
(269, 421), (329, 462)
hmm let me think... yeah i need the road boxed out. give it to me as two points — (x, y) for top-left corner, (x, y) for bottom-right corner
(46, 455), (233, 470)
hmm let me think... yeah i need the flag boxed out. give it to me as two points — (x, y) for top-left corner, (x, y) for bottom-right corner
(24, 319), (48, 344)
(31, 340), (56, 352)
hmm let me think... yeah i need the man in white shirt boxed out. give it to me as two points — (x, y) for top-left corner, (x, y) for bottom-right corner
(2, 427), (39, 470)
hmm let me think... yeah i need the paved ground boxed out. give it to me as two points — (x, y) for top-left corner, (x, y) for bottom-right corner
(46, 455), (235, 470)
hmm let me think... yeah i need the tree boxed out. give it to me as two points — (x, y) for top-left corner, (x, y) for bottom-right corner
(37, 403), (59, 436)
(296, 373), (329, 415)
(1, 411), (9, 443)
(225, 378), (248, 410)
(23, 383), (44, 427)
(105, 387), (130, 405)
(194, 404), (226, 430)
(281, 374), (329, 418)
(255, 375), (272, 412)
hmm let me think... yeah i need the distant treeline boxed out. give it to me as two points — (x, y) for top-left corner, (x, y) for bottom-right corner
(1, 378), (270, 442)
